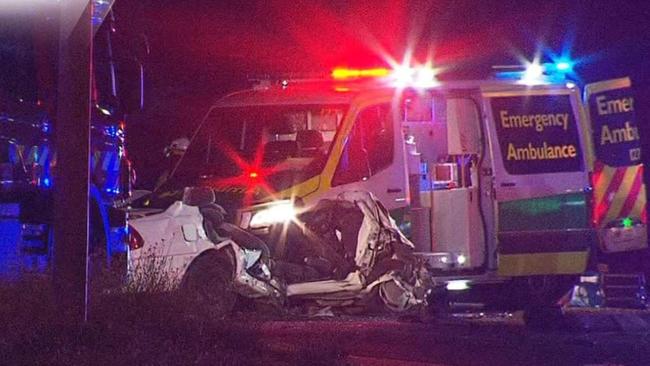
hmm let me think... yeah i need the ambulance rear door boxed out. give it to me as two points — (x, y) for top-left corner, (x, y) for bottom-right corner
(483, 87), (594, 276)
(584, 77), (647, 254)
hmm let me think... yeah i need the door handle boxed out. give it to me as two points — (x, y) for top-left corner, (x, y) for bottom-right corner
(500, 182), (516, 187)
(387, 188), (402, 193)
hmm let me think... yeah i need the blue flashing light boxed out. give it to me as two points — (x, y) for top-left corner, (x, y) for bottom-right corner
(104, 187), (121, 195)
(548, 57), (575, 75)
(104, 125), (119, 138)
(493, 60), (575, 85)
(42, 177), (51, 188)
(494, 70), (526, 81)
(555, 61), (572, 72)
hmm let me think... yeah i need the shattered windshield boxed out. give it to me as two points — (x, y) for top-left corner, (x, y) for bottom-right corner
(173, 104), (347, 193)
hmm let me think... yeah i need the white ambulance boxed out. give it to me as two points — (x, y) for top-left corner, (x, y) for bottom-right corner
(142, 63), (647, 295)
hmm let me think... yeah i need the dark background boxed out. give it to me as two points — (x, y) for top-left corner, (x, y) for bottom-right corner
(114, 0), (650, 189)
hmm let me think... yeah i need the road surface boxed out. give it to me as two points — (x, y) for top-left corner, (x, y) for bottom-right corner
(232, 309), (650, 365)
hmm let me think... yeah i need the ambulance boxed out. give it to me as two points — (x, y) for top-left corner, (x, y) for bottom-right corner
(155, 62), (646, 290)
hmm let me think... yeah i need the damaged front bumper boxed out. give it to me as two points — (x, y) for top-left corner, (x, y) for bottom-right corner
(231, 191), (432, 312)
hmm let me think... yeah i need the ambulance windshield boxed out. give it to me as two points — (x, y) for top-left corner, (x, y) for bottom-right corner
(174, 104), (348, 192)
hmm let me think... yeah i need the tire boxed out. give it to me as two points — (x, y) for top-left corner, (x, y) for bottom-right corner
(507, 275), (576, 310)
(182, 251), (237, 319)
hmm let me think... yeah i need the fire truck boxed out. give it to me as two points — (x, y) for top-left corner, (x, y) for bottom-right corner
(0, 1), (142, 274)
(152, 61), (646, 294)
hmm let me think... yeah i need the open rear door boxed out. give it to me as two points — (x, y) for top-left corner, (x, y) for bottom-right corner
(483, 86), (593, 276)
(584, 78), (647, 253)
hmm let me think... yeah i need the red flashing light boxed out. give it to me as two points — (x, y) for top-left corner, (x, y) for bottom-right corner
(206, 142), (278, 206)
(331, 67), (390, 80)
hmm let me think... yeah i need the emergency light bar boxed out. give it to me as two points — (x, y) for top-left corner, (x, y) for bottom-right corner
(493, 60), (575, 85)
(331, 66), (439, 87)
(251, 65), (439, 89)
(331, 68), (391, 79)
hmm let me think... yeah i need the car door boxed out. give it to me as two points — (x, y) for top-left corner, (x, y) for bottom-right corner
(316, 96), (409, 211)
(483, 86), (593, 276)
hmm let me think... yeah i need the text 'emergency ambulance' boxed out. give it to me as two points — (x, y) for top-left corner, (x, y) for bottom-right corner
(499, 111), (569, 132)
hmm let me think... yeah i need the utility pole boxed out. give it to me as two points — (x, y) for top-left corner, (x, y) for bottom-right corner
(53, 0), (92, 324)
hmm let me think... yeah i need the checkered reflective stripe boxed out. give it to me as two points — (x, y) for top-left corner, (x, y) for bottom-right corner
(592, 161), (647, 227)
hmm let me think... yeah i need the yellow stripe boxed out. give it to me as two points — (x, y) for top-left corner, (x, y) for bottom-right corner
(594, 165), (615, 205)
(630, 185), (647, 219)
(603, 166), (639, 224)
(498, 252), (589, 276)
(276, 175), (320, 201)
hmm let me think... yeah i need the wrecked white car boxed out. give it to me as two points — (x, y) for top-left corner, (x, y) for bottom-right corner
(127, 188), (432, 316)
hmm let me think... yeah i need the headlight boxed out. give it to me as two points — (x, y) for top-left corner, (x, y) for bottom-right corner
(249, 201), (296, 229)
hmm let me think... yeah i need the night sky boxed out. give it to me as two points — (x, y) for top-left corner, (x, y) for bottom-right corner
(115, 0), (650, 188)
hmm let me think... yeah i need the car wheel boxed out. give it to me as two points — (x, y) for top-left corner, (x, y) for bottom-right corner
(182, 251), (237, 319)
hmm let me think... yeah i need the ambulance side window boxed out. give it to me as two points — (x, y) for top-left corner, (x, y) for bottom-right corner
(332, 104), (393, 186)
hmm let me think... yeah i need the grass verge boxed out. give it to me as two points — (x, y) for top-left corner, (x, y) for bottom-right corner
(0, 274), (266, 365)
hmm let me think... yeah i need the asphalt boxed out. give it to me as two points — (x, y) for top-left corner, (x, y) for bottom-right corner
(232, 309), (650, 365)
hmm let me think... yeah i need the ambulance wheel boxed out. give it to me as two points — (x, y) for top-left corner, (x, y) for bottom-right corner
(182, 250), (237, 319)
(515, 276), (573, 330)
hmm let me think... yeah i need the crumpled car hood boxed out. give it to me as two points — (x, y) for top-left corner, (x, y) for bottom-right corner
(285, 191), (426, 311)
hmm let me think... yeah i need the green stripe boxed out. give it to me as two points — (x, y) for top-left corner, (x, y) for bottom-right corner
(499, 192), (589, 232)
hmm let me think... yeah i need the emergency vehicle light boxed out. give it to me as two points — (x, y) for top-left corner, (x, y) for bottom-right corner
(554, 61), (573, 72)
(622, 217), (633, 228)
(331, 66), (438, 87)
(331, 68), (391, 80)
(392, 65), (438, 87)
(446, 280), (470, 291)
(494, 59), (575, 85)
(249, 201), (296, 228)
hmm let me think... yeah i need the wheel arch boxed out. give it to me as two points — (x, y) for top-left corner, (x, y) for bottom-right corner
(181, 243), (237, 288)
